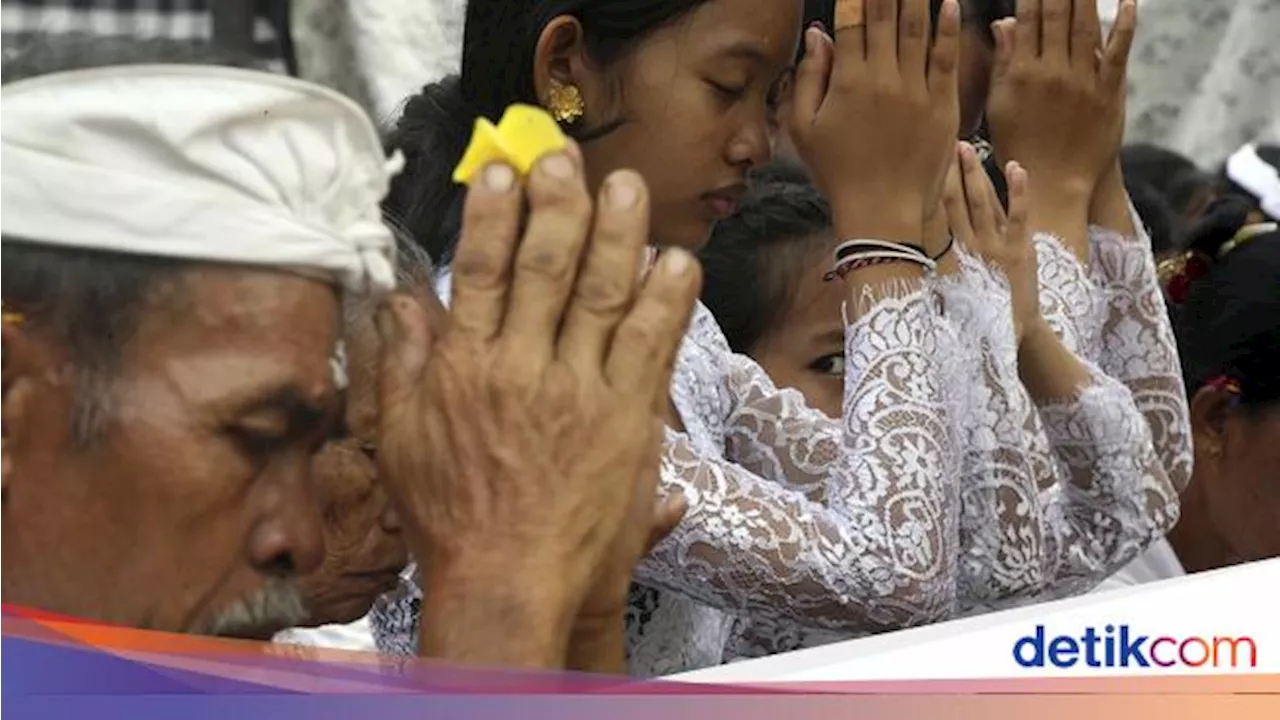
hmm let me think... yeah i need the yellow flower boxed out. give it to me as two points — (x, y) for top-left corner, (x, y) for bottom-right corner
(452, 104), (569, 185)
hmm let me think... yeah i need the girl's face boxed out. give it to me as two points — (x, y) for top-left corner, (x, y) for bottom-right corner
(569, 0), (803, 250)
(750, 241), (846, 419)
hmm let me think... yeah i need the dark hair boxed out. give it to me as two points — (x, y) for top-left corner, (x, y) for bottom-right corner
(1218, 144), (1280, 221)
(1127, 180), (1183, 257)
(2, 36), (261, 444)
(383, 0), (719, 266)
(1121, 143), (1214, 219)
(697, 159), (833, 354)
(1175, 198), (1280, 410)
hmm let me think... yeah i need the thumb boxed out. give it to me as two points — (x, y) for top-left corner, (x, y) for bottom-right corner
(787, 26), (833, 144)
(644, 493), (688, 554)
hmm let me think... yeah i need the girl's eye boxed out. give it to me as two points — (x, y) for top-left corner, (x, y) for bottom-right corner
(809, 353), (846, 377)
(708, 80), (747, 103)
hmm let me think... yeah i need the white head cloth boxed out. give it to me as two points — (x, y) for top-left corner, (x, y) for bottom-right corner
(1226, 143), (1280, 223)
(1, 64), (402, 293)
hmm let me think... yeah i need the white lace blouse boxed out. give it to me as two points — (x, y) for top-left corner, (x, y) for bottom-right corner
(369, 216), (1187, 677)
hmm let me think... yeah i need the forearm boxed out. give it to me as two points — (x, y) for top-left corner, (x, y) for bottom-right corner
(1017, 320), (1093, 403)
(418, 566), (576, 668)
(1089, 162), (1137, 235)
(1027, 178), (1093, 266)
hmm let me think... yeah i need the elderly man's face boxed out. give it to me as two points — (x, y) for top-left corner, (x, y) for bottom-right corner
(2, 266), (340, 635)
(295, 307), (408, 628)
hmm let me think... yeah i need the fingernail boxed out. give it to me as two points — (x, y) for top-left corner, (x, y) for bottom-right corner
(483, 163), (514, 191)
(959, 142), (976, 162)
(661, 249), (691, 276)
(539, 152), (575, 179)
(805, 27), (818, 52)
(606, 173), (639, 209)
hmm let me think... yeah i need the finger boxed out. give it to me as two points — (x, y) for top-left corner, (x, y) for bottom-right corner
(832, 0), (868, 73)
(1040, 0), (1070, 63)
(985, 159), (1009, 231)
(376, 294), (436, 433)
(866, 0), (899, 74)
(789, 26), (835, 137)
(1070, 0), (1103, 67)
(991, 18), (1017, 79)
(557, 170), (650, 374)
(1004, 161), (1031, 245)
(644, 494), (689, 554)
(1015, 0), (1042, 60)
(941, 150), (975, 247)
(927, 0), (961, 99)
(958, 141), (995, 240)
(450, 161), (521, 341)
(1101, 0), (1137, 92)
(605, 249), (701, 394)
(499, 147), (593, 367)
(898, 0), (929, 84)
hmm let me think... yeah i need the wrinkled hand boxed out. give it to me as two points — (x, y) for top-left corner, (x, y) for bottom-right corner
(375, 144), (701, 662)
(788, 0), (961, 250)
(986, 0), (1137, 189)
(943, 142), (1041, 345)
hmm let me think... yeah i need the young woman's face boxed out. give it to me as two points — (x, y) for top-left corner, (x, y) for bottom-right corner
(577, 0), (802, 250)
(957, 28), (994, 138)
(750, 241), (846, 419)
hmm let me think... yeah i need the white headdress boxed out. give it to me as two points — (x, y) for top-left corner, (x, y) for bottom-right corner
(1, 64), (402, 293)
(1226, 143), (1280, 222)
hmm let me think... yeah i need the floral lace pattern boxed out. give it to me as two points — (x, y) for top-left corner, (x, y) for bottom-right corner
(371, 231), (1186, 674)
(1087, 213), (1194, 494)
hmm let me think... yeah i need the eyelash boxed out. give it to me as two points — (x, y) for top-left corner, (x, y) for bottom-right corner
(809, 353), (846, 377)
(229, 426), (286, 462)
(707, 80), (747, 104)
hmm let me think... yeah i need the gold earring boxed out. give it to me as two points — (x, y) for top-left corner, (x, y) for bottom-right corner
(547, 81), (584, 125)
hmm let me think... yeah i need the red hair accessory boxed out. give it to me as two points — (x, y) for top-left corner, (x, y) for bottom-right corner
(1206, 375), (1244, 405)
(1158, 251), (1212, 305)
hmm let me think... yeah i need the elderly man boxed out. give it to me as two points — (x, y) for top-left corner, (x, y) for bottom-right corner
(2, 45), (699, 671)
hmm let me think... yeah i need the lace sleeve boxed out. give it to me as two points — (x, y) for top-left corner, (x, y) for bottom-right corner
(638, 284), (962, 634)
(1035, 232), (1104, 359)
(938, 247), (1179, 610)
(1086, 207), (1194, 493)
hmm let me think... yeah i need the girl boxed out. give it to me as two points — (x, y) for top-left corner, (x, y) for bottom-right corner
(373, 0), (1178, 675)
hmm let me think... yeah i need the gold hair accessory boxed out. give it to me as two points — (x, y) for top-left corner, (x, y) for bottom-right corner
(452, 104), (569, 185)
(834, 0), (865, 31)
(547, 81), (585, 125)
(1, 304), (22, 326)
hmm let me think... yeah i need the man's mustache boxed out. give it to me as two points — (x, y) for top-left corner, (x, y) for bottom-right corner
(198, 578), (309, 639)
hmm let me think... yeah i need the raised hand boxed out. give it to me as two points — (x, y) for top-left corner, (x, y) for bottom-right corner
(375, 145), (701, 668)
(943, 142), (1041, 345)
(986, 0), (1138, 192)
(788, 0), (961, 253)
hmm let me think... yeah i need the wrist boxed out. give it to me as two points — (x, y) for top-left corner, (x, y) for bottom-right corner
(419, 558), (580, 668)
(831, 196), (924, 246)
(567, 612), (627, 674)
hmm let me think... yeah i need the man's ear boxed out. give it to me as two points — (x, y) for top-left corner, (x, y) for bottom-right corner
(3, 318), (59, 502)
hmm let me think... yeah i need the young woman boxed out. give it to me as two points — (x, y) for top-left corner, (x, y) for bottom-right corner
(1100, 198), (1280, 589)
(372, 0), (1179, 675)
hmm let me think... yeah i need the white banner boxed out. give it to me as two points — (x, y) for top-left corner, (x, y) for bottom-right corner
(672, 559), (1279, 682)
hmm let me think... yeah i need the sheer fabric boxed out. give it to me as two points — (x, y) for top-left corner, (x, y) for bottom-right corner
(371, 224), (1187, 675)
